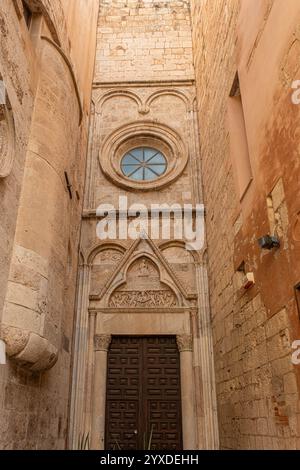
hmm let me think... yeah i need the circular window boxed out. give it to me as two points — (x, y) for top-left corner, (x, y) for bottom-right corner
(121, 147), (167, 181)
(99, 121), (188, 191)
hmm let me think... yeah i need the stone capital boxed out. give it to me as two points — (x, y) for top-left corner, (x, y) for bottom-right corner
(94, 334), (112, 352)
(177, 334), (193, 352)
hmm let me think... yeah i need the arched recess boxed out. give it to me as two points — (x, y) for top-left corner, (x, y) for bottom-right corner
(159, 240), (201, 263)
(96, 90), (142, 114)
(99, 120), (188, 191)
(146, 89), (191, 111)
(0, 78), (15, 178)
(159, 241), (199, 294)
(87, 243), (127, 297)
(41, 36), (83, 124)
(87, 242), (126, 266)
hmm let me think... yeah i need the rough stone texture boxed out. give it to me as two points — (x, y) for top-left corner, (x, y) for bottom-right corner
(191, 0), (300, 450)
(95, 0), (194, 82)
(0, 0), (99, 449)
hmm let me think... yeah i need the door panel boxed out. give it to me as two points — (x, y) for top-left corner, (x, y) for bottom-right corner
(105, 336), (182, 450)
(105, 337), (140, 450)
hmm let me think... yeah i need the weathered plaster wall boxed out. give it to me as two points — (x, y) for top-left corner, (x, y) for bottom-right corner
(0, 0), (99, 449)
(191, 0), (300, 450)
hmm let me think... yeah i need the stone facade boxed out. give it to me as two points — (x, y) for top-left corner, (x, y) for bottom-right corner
(191, 0), (300, 450)
(0, 0), (99, 449)
(70, 0), (218, 450)
(0, 0), (299, 451)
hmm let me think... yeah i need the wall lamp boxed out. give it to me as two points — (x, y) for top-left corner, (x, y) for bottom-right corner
(257, 234), (280, 250)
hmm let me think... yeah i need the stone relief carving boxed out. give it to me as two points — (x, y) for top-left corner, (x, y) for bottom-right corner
(138, 258), (151, 276)
(96, 250), (123, 263)
(176, 334), (193, 352)
(0, 324), (58, 371)
(0, 325), (30, 357)
(94, 334), (112, 352)
(109, 289), (177, 308)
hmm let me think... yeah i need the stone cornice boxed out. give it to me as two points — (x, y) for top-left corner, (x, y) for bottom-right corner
(93, 79), (195, 89)
(88, 307), (192, 314)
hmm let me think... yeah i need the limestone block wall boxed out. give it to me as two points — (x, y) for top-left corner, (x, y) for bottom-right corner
(96, 0), (194, 82)
(0, 0), (36, 327)
(0, 0), (99, 450)
(191, 0), (300, 450)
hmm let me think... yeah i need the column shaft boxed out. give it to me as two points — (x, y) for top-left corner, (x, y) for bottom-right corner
(177, 335), (197, 449)
(91, 335), (111, 450)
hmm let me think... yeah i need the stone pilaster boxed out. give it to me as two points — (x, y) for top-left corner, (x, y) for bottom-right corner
(176, 334), (197, 449)
(91, 334), (112, 450)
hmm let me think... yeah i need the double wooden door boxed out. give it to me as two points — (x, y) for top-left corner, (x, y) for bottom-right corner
(105, 336), (183, 450)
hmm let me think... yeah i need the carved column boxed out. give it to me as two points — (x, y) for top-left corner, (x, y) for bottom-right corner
(91, 334), (112, 450)
(177, 335), (197, 450)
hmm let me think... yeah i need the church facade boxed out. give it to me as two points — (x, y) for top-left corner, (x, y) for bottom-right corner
(0, 0), (299, 450)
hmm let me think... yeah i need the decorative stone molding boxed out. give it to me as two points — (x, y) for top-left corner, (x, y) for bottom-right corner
(94, 250), (123, 264)
(138, 105), (150, 115)
(176, 334), (193, 352)
(0, 325), (58, 371)
(99, 120), (188, 191)
(13, 0), (68, 50)
(109, 289), (177, 308)
(41, 36), (83, 124)
(145, 89), (190, 111)
(89, 236), (192, 306)
(0, 325), (29, 357)
(97, 89), (143, 113)
(94, 334), (112, 352)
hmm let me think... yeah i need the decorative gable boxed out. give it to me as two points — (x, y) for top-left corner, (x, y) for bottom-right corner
(89, 235), (195, 309)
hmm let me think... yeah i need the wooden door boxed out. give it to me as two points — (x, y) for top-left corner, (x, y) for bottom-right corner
(105, 336), (182, 450)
